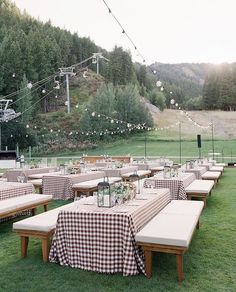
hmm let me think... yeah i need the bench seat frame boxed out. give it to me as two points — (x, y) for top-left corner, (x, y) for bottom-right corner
(136, 221), (199, 282)
(14, 229), (54, 262)
(0, 199), (51, 219)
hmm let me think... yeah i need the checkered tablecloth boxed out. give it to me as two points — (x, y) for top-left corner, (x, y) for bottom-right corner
(49, 189), (171, 276)
(0, 182), (34, 201)
(0, 182), (35, 222)
(42, 172), (105, 200)
(198, 162), (213, 171)
(184, 167), (207, 179)
(5, 167), (58, 182)
(143, 172), (196, 200)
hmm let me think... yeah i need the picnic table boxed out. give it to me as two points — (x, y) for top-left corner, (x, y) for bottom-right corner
(49, 188), (171, 276)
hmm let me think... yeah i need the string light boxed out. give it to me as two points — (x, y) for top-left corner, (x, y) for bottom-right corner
(101, 0), (146, 64)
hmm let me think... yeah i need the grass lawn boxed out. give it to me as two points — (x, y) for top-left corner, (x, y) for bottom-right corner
(0, 169), (236, 291)
(37, 133), (236, 162)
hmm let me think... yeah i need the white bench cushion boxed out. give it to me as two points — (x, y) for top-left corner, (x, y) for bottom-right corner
(29, 179), (42, 187)
(160, 200), (204, 216)
(13, 202), (75, 232)
(135, 213), (199, 247)
(0, 194), (52, 214)
(202, 171), (221, 179)
(185, 180), (214, 194)
(209, 166), (223, 172)
(215, 163), (226, 167)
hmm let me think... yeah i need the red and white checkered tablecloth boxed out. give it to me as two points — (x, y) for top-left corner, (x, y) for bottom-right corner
(143, 172), (196, 200)
(49, 189), (171, 276)
(0, 182), (34, 201)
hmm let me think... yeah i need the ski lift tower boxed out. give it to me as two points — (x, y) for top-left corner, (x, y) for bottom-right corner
(92, 53), (109, 75)
(59, 66), (76, 114)
(0, 99), (21, 150)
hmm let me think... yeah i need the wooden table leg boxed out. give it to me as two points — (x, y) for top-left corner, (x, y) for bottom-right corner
(176, 254), (183, 283)
(43, 204), (48, 212)
(144, 250), (153, 278)
(21, 236), (29, 257)
(32, 208), (36, 216)
(42, 238), (49, 262)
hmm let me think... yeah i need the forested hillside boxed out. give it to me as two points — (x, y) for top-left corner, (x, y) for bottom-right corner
(1, 0), (236, 154)
(203, 63), (236, 110)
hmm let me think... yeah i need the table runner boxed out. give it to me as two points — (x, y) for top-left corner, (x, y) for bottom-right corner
(49, 189), (171, 276)
(143, 172), (195, 200)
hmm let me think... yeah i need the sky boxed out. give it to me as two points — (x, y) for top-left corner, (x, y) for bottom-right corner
(13, 0), (236, 65)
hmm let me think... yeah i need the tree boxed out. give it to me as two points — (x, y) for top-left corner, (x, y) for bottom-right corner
(148, 89), (166, 111)
(16, 74), (33, 123)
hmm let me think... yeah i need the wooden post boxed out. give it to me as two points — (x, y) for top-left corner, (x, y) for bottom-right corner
(144, 250), (153, 278)
(42, 238), (49, 262)
(176, 254), (183, 283)
(21, 236), (29, 257)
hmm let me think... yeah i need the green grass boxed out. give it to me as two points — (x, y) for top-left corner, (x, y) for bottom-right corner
(41, 133), (236, 162)
(1, 169), (236, 291)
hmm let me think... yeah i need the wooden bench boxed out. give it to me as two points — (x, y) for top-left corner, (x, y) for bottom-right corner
(185, 179), (214, 208)
(13, 202), (76, 262)
(209, 166), (224, 174)
(135, 200), (204, 282)
(0, 194), (52, 219)
(202, 171), (221, 183)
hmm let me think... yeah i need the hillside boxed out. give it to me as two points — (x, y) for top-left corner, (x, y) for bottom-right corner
(151, 109), (236, 140)
(149, 62), (215, 98)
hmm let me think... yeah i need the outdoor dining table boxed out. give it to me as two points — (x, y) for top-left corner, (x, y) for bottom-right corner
(42, 171), (106, 200)
(183, 166), (207, 179)
(143, 172), (196, 200)
(103, 166), (138, 177)
(5, 167), (58, 182)
(0, 181), (35, 222)
(49, 188), (171, 276)
(198, 162), (213, 171)
(27, 171), (61, 180)
(0, 181), (34, 201)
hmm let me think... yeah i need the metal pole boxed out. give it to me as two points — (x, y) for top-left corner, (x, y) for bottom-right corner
(179, 122), (182, 164)
(0, 123), (1, 151)
(29, 146), (32, 162)
(97, 56), (99, 74)
(66, 74), (70, 113)
(211, 122), (215, 160)
(144, 131), (147, 160)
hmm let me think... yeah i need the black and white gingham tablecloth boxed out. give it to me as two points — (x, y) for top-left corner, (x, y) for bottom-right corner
(143, 172), (196, 200)
(49, 189), (171, 276)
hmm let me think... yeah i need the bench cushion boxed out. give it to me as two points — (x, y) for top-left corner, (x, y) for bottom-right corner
(185, 180), (214, 194)
(209, 166), (223, 172)
(122, 170), (151, 178)
(160, 200), (204, 216)
(0, 194), (52, 214)
(13, 202), (75, 233)
(202, 171), (221, 179)
(135, 200), (203, 247)
(135, 213), (199, 247)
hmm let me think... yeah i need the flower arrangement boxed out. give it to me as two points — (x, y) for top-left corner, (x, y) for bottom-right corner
(112, 182), (136, 204)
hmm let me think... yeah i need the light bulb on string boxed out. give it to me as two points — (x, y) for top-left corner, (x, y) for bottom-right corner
(156, 80), (162, 87)
(160, 87), (164, 91)
(12, 73), (16, 78)
(91, 112), (96, 117)
(42, 89), (46, 94)
(26, 124), (29, 128)
(27, 82), (33, 89)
